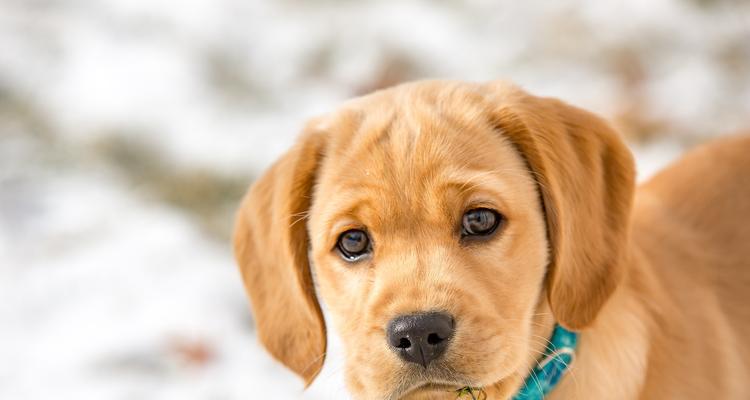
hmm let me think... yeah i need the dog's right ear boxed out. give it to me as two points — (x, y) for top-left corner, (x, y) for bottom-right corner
(233, 125), (328, 386)
(482, 81), (636, 330)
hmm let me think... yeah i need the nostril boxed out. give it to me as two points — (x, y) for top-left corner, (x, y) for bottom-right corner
(426, 333), (443, 345)
(386, 311), (455, 367)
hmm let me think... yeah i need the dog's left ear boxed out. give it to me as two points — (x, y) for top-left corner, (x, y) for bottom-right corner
(483, 82), (636, 330)
(233, 124), (328, 385)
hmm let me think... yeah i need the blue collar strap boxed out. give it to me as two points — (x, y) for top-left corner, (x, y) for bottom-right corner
(511, 324), (578, 400)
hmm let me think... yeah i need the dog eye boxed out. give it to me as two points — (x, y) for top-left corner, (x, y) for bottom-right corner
(461, 208), (502, 237)
(336, 229), (371, 261)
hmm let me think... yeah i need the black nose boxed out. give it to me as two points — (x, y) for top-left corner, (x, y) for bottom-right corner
(386, 312), (455, 368)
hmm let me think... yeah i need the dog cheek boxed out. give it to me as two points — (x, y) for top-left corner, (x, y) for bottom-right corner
(343, 343), (400, 398)
(445, 277), (535, 383)
(344, 367), (367, 399)
(451, 318), (513, 381)
(331, 287), (400, 397)
(313, 259), (365, 317)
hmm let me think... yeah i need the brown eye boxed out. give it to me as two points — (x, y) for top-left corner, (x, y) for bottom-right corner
(461, 208), (502, 238)
(336, 229), (371, 261)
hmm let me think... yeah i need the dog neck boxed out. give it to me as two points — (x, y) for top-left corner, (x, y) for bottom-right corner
(545, 245), (654, 400)
(511, 324), (578, 400)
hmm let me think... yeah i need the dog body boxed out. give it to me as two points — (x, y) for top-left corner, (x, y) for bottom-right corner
(559, 136), (750, 400)
(234, 81), (750, 399)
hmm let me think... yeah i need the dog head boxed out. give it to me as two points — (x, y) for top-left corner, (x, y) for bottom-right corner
(233, 81), (635, 399)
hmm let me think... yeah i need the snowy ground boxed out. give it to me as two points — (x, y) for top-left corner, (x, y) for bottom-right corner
(1, 0), (748, 399)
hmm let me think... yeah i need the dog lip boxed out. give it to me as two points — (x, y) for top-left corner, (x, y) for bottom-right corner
(399, 381), (466, 398)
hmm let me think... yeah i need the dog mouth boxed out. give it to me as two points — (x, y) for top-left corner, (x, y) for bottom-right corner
(399, 382), (466, 399)
(398, 381), (481, 399)
(391, 360), (518, 399)
(388, 352), (508, 399)
(386, 337), (520, 399)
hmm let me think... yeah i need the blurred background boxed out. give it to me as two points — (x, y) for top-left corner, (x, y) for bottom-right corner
(0, 0), (748, 399)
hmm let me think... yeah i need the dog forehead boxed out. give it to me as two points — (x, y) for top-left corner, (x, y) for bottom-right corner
(320, 83), (502, 177)
(311, 90), (526, 231)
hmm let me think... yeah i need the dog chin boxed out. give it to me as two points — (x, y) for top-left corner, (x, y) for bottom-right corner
(396, 382), (470, 400)
(389, 372), (496, 400)
(388, 359), (525, 400)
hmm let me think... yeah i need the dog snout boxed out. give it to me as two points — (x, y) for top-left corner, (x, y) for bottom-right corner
(386, 312), (455, 368)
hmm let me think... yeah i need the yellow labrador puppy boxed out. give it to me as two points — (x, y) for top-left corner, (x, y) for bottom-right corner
(233, 80), (750, 399)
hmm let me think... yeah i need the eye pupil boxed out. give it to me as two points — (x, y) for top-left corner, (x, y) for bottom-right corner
(462, 208), (501, 237)
(343, 231), (366, 251)
(337, 229), (371, 261)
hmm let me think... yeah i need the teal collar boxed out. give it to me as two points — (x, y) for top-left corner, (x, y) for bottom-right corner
(511, 324), (578, 400)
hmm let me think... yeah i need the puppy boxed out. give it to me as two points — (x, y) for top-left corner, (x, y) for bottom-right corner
(233, 80), (750, 399)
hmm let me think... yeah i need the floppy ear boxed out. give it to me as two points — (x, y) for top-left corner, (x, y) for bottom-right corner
(233, 126), (327, 385)
(484, 82), (636, 330)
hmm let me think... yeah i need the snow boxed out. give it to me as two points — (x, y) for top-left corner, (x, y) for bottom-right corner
(0, 170), (348, 399)
(1, 0), (748, 399)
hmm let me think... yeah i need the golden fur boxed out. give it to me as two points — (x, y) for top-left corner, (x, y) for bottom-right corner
(233, 80), (750, 399)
